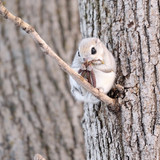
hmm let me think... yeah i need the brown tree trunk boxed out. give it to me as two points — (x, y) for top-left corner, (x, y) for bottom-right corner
(0, 0), (85, 160)
(79, 0), (160, 159)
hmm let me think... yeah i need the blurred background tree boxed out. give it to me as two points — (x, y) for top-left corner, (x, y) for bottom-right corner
(0, 0), (85, 160)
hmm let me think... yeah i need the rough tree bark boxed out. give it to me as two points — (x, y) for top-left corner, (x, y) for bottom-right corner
(79, 0), (160, 160)
(0, 0), (85, 160)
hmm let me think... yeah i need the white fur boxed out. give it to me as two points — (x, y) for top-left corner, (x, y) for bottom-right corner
(69, 37), (116, 104)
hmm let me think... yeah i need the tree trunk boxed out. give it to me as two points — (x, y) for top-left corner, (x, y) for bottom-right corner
(0, 0), (85, 160)
(79, 0), (160, 159)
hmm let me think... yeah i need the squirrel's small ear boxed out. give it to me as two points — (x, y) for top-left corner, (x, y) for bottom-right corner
(95, 38), (101, 44)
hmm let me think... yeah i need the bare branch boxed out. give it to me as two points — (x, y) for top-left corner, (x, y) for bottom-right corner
(0, 1), (118, 108)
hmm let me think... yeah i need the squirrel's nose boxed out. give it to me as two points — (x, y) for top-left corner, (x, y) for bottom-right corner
(83, 58), (86, 61)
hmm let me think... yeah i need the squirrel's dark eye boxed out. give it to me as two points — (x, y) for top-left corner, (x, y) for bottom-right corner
(77, 51), (80, 57)
(91, 47), (96, 54)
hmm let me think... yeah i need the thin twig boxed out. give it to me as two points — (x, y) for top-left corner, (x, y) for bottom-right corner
(0, 1), (117, 107)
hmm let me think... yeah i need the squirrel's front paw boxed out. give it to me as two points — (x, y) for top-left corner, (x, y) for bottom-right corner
(86, 64), (93, 71)
(80, 64), (87, 70)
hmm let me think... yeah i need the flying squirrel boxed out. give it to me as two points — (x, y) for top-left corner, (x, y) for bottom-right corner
(69, 37), (116, 104)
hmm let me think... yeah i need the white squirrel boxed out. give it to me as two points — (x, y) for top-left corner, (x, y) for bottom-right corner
(69, 37), (116, 104)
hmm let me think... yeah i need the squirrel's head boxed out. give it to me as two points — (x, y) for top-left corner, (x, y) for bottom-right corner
(77, 37), (105, 65)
